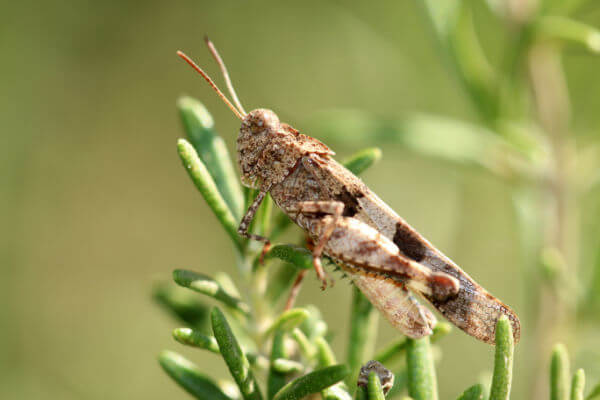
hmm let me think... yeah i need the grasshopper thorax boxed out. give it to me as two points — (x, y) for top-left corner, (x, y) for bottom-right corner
(237, 108), (334, 189)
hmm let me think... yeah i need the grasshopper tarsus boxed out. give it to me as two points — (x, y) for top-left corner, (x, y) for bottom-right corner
(313, 256), (332, 291)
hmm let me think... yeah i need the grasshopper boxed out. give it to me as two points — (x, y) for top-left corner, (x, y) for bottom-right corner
(177, 40), (520, 344)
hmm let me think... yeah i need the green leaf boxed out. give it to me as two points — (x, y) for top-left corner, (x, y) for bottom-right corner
(571, 369), (585, 400)
(406, 337), (438, 400)
(177, 139), (242, 252)
(272, 365), (350, 400)
(551, 344), (571, 400)
(457, 384), (484, 400)
(367, 371), (386, 400)
(342, 148), (382, 175)
(421, 0), (497, 122)
(268, 331), (289, 400)
(264, 245), (313, 270)
(587, 382), (600, 399)
(355, 387), (368, 400)
(299, 305), (328, 340)
(290, 328), (316, 360)
(375, 323), (451, 366)
(322, 385), (352, 400)
(211, 307), (264, 400)
(153, 282), (211, 332)
(158, 350), (232, 400)
(489, 316), (514, 400)
(173, 270), (250, 316)
(178, 97), (244, 220)
(313, 336), (352, 400)
(316, 336), (337, 367)
(346, 286), (378, 387)
(313, 111), (530, 178)
(535, 17), (600, 54)
(272, 359), (305, 374)
(172, 327), (220, 353)
(265, 308), (310, 335)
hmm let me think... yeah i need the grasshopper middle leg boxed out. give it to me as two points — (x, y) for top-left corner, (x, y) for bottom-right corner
(289, 200), (344, 290)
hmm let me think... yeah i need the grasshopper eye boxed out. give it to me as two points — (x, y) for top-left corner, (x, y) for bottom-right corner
(245, 108), (280, 134)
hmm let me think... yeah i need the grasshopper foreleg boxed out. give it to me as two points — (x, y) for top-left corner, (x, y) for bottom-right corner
(238, 188), (272, 260)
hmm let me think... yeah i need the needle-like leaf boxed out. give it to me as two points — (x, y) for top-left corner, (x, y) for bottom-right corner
(489, 316), (514, 400)
(367, 371), (386, 400)
(457, 384), (484, 400)
(290, 328), (316, 361)
(178, 96), (244, 220)
(342, 147), (382, 176)
(152, 282), (211, 331)
(172, 327), (220, 353)
(375, 323), (451, 366)
(174, 269), (250, 316)
(211, 307), (263, 400)
(551, 344), (571, 400)
(535, 17), (600, 54)
(272, 359), (305, 374)
(264, 308), (310, 336)
(571, 369), (585, 400)
(316, 336), (337, 367)
(406, 337), (438, 400)
(268, 331), (289, 400)
(272, 365), (349, 400)
(264, 245), (313, 270)
(158, 350), (232, 400)
(178, 139), (242, 252)
(587, 381), (600, 400)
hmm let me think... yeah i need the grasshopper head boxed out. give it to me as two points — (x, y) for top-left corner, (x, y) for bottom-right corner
(237, 108), (282, 188)
(176, 45), (331, 189)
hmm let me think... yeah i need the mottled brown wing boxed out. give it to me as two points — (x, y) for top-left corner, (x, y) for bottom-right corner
(351, 271), (436, 339)
(304, 153), (520, 344)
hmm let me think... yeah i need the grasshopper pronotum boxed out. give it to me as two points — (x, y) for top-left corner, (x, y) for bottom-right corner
(177, 40), (520, 344)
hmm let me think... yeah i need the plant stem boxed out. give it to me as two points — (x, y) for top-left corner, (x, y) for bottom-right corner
(528, 41), (577, 400)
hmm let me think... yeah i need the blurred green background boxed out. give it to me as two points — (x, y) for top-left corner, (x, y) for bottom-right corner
(3, 1), (600, 399)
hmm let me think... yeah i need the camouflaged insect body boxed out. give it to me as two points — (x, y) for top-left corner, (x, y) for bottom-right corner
(235, 108), (520, 345)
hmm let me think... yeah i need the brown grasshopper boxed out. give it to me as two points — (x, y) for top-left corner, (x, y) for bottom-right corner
(177, 40), (520, 344)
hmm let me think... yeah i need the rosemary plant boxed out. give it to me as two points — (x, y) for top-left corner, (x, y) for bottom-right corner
(153, 97), (598, 399)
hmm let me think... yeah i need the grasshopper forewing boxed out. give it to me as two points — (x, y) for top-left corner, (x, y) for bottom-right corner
(177, 41), (520, 345)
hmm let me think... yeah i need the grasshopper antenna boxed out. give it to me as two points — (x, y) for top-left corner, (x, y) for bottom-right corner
(204, 36), (247, 116)
(176, 50), (245, 121)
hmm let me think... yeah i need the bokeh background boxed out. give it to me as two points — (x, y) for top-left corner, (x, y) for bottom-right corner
(3, 1), (600, 399)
